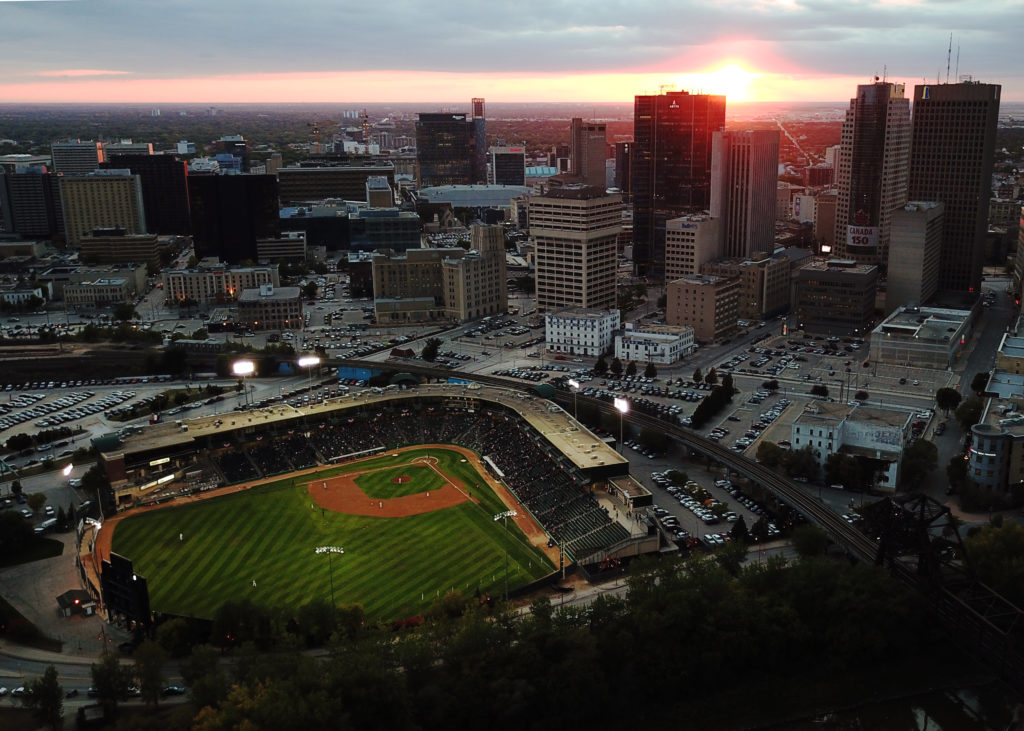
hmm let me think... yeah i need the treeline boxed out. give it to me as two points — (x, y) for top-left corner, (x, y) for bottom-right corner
(135, 556), (954, 730)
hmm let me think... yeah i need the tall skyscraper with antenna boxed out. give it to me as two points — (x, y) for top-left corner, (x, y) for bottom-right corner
(908, 80), (1000, 295)
(833, 81), (910, 270)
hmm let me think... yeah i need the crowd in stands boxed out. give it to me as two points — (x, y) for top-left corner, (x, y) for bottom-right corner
(205, 402), (630, 559)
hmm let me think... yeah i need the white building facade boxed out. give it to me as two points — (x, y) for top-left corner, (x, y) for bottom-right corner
(615, 323), (695, 364)
(545, 308), (620, 357)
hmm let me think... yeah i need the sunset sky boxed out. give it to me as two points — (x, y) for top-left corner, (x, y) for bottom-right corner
(0, 0), (1020, 104)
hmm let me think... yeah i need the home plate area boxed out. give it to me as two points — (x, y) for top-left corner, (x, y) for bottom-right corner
(306, 451), (477, 518)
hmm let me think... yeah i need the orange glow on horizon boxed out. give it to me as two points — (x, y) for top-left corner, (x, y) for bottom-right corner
(0, 67), (928, 105)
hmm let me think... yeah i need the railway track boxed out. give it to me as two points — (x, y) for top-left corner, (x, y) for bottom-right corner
(333, 358), (1024, 689)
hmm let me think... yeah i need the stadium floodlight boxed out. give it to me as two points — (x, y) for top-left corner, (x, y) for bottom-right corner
(232, 360), (255, 377)
(232, 360), (255, 407)
(493, 511), (518, 601)
(613, 398), (629, 452)
(314, 546), (344, 606)
(297, 355), (322, 399)
(567, 379), (581, 420)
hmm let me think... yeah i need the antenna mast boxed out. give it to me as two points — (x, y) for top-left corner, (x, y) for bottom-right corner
(946, 33), (952, 83)
(955, 44), (960, 80)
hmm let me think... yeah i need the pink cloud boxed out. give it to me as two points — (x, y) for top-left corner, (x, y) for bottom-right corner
(35, 69), (131, 78)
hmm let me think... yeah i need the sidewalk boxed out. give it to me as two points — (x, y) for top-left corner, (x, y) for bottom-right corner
(0, 532), (130, 663)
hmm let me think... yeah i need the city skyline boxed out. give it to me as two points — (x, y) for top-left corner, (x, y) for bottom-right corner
(0, 0), (1020, 103)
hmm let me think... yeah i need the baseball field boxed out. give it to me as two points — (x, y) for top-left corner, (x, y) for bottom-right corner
(108, 445), (555, 620)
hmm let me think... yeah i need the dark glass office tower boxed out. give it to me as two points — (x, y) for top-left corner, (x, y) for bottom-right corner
(103, 153), (191, 235)
(188, 174), (279, 263)
(631, 90), (725, 279)
(908, 81), (1000, 295)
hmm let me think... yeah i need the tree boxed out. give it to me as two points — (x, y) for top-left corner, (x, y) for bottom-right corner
(133, 639), (168, 708)
(791, 525), (831, 558)
(644, 361), (657, 378)
(787, 446), (820, 481)
(810, 384), (829, 399)
(899, 439), (938, 490)
(756, 441), (786, 468)
(970, 371), (990, 394)
(692, 368), (702, 384)
(10, 479), (23, 498)
(853, 390), (869, 401)
(935, 387), (962, 415)
(955, 397), (984, 431)
(181, 644), (229, 710)
(946, 455), (969, 493)
(625, 360), (637, 377)
(610, 358), (623, 376)
(26, 492), (47, 513)
(21, 664), (63, 730)
(112, 302), (137, 322)
(593, 355), (608, 375)
(825, 453), (861, 490)
(301, 281), (319, 300)
(421, 337), (443, 362)
(704, 368), (718, 386)
(6, 433), (32, 451)
(963, 523), (1024, 608)
(761, 379), (780, 392)
(513, 275), (535, 293)
(665, 469), (688, 485)
(90, 651), (134, 714)
(720, 373), (735, 396)
(730, 515), (750, 545)
(716, 541), (747, 576)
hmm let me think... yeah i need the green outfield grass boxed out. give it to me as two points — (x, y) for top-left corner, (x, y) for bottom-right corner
(110, 447), (554, 620)
(355, 463), (445, 499)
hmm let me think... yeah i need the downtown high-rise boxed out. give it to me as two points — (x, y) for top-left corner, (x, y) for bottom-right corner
(834, 81), (911, 270)
(908, 81), (1000, 295)
(710, 129), (780, 258)
(415, 99), (486, 187)
(631, 90), (726, 279)
(569, 118), (607, 188)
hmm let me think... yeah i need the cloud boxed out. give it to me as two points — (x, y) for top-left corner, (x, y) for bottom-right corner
(35, 69), (130, 77)
(0, 0), (1019, 99)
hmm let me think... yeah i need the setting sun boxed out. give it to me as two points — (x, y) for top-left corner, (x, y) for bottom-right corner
(679, 64), (759, 102)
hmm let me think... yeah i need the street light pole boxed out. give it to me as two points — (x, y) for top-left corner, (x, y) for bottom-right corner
(298, 355), (321, 398)
(232, 359), (255, 407)
(614, 397), (629, 452)
(314, 545), (344, 606)
(567, 378), (580, 421)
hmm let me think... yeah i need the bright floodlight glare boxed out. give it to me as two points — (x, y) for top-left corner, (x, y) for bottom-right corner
(613, 397), (630, 414)
(232, 360), (255, 376)
(297, 355), (321, 368)
(567, 379), (580, 390)
(63, 463), (73, 476)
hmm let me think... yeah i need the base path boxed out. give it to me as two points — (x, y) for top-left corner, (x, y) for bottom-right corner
(307, 452), (477, 517)
(89, 443), (562, 582)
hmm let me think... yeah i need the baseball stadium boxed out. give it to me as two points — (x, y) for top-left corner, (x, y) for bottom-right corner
(83, 382), (656, 625)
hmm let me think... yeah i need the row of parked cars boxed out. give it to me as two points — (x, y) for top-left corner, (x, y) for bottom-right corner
(731, 399), (790, 452)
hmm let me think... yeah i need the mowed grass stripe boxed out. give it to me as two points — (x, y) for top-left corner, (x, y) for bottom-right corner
(111, 447), (555, 620)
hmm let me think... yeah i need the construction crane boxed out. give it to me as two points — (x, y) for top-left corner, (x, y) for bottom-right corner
(307, 120), (338, 151)
(358, 109), (371, 147)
